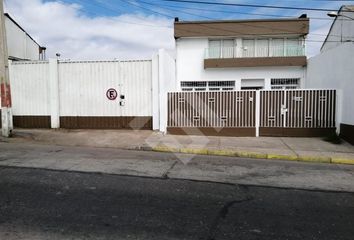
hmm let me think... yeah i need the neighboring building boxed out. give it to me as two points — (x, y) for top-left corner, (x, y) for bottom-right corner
(321, 5), (354, 52)
(306, 5), (354, 145)
(5, 13), (46, 61)
(174, 16), (309, 92)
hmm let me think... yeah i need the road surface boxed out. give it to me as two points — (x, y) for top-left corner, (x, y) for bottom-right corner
(0, 167), (353, 240)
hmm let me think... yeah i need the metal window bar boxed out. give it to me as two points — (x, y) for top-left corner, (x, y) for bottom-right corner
(271, 78), (300, 90)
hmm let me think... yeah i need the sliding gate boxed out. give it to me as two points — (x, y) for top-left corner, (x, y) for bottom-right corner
(167, 89), (336, 137)
(167, 91), (256, 136)
(259, 89), (336, 136)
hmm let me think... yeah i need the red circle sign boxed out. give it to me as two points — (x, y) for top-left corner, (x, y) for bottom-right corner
(106, 88), (118, 100)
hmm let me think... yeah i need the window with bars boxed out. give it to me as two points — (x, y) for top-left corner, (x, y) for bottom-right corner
(271, 78), (300, 90)
(181, 81), (235, 91)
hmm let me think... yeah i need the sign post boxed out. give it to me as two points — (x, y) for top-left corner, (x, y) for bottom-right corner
(0, 0), (13, 137)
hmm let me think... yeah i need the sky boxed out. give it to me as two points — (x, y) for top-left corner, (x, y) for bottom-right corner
(3, 0), (354, 60)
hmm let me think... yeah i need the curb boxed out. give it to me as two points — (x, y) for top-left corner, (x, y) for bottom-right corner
(151, 146), (354, 165)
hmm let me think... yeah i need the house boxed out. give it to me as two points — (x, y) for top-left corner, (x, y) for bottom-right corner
(174, 16), (309, 92)
(5, 13), (46, 61)
(306, 5), (354, 145)
(0, 14), (338, 138)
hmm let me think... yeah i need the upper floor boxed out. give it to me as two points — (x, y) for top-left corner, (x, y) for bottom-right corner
(175, 16), (309, 68)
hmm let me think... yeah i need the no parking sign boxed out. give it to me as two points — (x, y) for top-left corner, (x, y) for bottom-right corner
(106, 88), (118, 100)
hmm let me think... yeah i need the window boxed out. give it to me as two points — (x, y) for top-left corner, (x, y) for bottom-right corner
(241, 79), (265, 90)
(271, 78), (300, 89)
(181, 81), (235, 91)
(209, 40), (221, 58)
(256, 39), (269, 57)
(242, 39), (255, 57)
(181, 81), (207, 91)
(286, 38), (303, 56)
(241, 38), (304, 58)
(208, 39), (236, 58)
(222, 40), (235, 58)
(271, 38), (284, 57)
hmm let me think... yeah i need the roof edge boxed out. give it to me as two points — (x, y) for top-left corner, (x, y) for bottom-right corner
(4, 13), (44, 49)
(174, 17), (309, 25)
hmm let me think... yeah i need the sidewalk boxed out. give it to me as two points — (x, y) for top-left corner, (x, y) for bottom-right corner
(3, 128), (354, 164)
(1, 142), (354, 192)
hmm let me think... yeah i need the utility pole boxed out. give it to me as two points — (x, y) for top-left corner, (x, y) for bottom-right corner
(0, 0), (13, 137)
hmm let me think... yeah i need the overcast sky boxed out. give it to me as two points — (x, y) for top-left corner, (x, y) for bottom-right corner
(4, 0), (354, 60)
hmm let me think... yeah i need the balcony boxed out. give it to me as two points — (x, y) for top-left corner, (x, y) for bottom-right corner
(204, 46), (307, 68)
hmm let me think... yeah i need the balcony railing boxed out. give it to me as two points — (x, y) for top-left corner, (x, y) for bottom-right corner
(205, 45), (305, 59)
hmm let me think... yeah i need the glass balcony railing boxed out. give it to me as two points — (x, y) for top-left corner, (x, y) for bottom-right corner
(205, 45), (305, 59)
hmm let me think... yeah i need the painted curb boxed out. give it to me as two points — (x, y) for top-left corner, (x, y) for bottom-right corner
(151, 146), (354, 165)
(331, 158), (354, 165)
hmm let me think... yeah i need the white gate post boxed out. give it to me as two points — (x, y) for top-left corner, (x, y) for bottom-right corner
(283, 90), (287, 128)
(336, 89), (342, 135)
(255, 90), (260, 137)
(49, 58), (60, 129)
(151, 53), (160, 131)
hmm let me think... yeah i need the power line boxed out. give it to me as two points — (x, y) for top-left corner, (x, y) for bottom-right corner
(133, 0), (354, 39)
(134, 1), (352, 21)
(160, 0), (354, 12)
(119, 0), (175, 18)
(60, 0), (354, 43)
(134, 0), (216, 19)
(69, 0), (173, 28)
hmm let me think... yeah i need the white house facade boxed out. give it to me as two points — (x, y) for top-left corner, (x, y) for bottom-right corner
(175, 17), (309, 92)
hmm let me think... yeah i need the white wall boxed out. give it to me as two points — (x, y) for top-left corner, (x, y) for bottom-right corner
(176, 38), (306, 90)
(306, 42), (354, 126)
(9, 61), (50, 115)
(58, 60), (152, 117)
(8, 60), (153, 123)
(5, 15), (40, 61)
(157, 49), (176, 132)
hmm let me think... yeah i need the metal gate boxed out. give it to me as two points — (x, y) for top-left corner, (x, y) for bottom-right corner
(167, 89), (336, 137)
(167, 91), (256, 136)
(259, 89), (336, 136)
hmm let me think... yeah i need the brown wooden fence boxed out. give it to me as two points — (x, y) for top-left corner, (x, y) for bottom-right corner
(167, 89), (336, 137)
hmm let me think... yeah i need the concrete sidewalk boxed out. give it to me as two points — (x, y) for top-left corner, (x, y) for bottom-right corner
(1, 142), (354, 192)
(3, 128), (354, 164)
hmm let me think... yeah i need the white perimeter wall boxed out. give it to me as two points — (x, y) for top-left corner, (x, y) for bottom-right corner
(8, 60), (152, 119)
(58, 60), (152, 117)
(306, 42), (354, 126)
(176, 38), (306, 90)
(9, 61), (50, 115)
(157, 49), (176, 132)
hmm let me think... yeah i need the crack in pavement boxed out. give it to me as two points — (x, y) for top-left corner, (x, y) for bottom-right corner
(162, 161), (178, 179)
(206, 186), (253, 240)
(280, 138), (299, 157)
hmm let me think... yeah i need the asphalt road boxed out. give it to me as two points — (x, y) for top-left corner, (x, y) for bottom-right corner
(0, 167), (353, 240)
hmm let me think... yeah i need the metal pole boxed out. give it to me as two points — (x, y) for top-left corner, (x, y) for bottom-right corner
(0, 0), (13, 137)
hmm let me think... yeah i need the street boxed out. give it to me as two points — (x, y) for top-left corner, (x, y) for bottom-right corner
(0, 167), (353, 240)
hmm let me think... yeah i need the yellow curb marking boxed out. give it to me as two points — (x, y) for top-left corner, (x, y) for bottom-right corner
(331, 158), (354, 165)
(151, 146), (354, 165)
